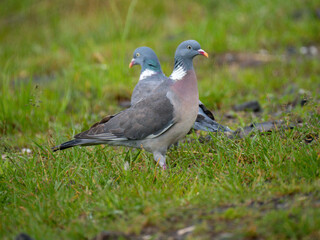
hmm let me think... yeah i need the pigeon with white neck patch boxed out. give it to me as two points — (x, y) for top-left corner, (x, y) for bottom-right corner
(129, 47), (167, 105)
(129, 47), (232, 132)
(52, 40), (208, 169)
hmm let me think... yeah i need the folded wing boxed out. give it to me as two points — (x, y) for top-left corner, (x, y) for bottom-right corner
(75, 90), (175, 141)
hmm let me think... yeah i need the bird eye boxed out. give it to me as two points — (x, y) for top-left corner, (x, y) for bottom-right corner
(136, 53), (140, 57)
(187, 45), (192, 50)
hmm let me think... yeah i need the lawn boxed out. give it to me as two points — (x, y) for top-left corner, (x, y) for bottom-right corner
(1, 0), (320, 239)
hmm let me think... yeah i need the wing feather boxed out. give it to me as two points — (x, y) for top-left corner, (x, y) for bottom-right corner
(74, 87), (175, 141)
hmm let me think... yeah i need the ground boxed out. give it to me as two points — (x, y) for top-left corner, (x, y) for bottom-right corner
(0, 0), (320, 239)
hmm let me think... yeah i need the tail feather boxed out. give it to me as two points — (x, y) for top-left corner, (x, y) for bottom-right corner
(196, 104), (233, 133)
(51, 139), (83, 152)
(194, 114), (233, 133)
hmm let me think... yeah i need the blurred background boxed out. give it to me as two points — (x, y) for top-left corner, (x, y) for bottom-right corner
(1, 0), (319, 148)
(1, 1), (320, 239)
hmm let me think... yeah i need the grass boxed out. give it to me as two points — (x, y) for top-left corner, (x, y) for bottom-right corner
(1, 0), (320, 239)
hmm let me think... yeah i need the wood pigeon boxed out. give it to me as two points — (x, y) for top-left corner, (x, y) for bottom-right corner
(52, 40), (208, 169)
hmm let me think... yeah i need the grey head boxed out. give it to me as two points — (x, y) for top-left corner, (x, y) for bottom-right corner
(173, 40), (208, 71)
(129, 47), (163, 74)
(170, 40), (208, 81)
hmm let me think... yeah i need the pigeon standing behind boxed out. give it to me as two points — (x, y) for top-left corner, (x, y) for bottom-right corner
(129, 47), (232, 132)
(52, 40), (208, 169)
(129, 47), (167, 105)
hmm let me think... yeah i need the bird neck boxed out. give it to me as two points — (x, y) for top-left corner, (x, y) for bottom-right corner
(139, 60), (163, 81)
(170, 56), (193, 81)
(140, 66), (164, 81)
(141, 59), (162, 72)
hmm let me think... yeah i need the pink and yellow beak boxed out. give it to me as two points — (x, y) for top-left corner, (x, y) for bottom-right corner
(129, 59), (135, 68)
(198, 49), (209, 58)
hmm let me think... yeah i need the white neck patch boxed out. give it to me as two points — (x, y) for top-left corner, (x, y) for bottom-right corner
(139, 69), (157, 81)
(170, 66), (186, 81)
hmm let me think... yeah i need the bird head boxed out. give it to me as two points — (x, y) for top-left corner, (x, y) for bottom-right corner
(129, 47), (162, 73)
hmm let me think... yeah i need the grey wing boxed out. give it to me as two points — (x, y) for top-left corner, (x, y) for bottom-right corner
(75, 91), (175, 141)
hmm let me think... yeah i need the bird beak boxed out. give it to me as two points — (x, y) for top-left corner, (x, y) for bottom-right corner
(198, 49), (209, 58)
(129, 59), (135, 68)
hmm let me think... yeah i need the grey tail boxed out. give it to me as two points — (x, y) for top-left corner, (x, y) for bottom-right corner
(194, 115), (233, 133)
(51, 139), (83, 152)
